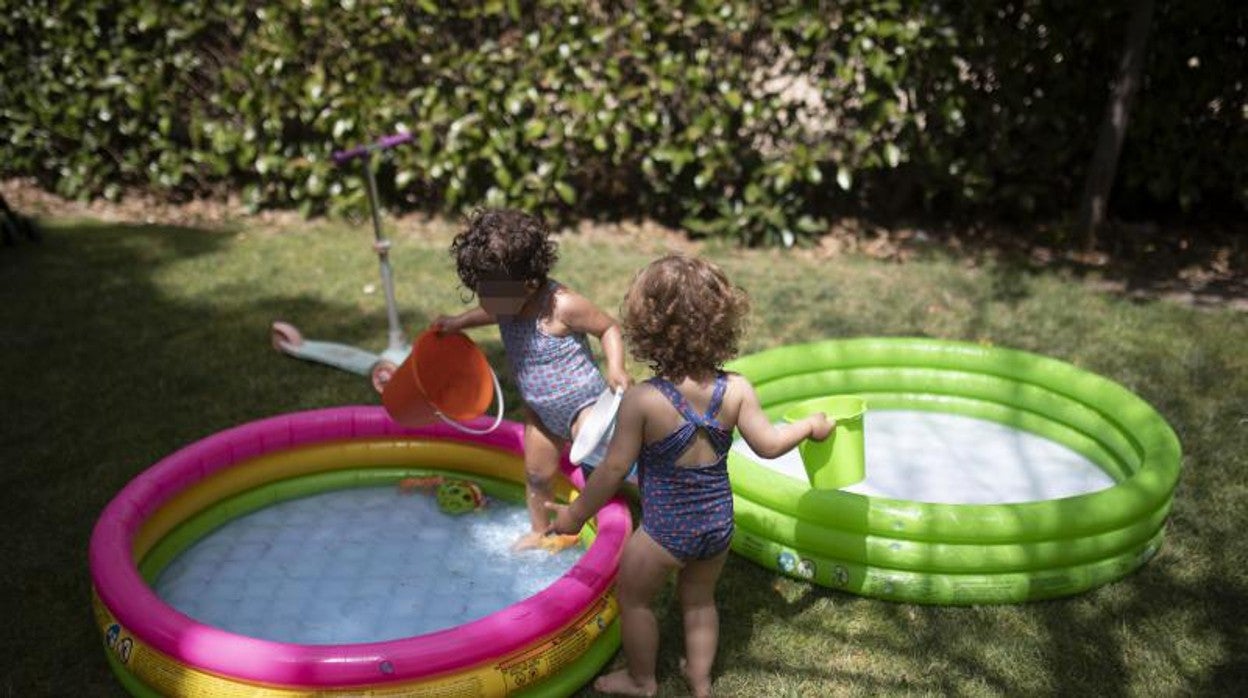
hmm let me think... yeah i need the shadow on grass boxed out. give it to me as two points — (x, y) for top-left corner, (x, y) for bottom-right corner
(0, 220), (410, 695)
(899, 220), (1248, 311)
(0, 218), (580, 695)
(684, 533), (1247, 696)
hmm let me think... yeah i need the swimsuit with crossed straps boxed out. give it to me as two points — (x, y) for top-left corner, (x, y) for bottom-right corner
(638, 372), (735, 562)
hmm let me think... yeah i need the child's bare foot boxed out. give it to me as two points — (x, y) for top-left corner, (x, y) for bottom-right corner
(592, 668), (656, 696)
(510, 531), (545, 551)
(680, 658), (713, 698)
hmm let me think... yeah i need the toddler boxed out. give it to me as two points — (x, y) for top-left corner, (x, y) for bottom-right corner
(432, 208), (630, 549)
(547, 254), (832, 697)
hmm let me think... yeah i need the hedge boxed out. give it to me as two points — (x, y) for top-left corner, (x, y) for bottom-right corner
(3, 1), (1243, 245)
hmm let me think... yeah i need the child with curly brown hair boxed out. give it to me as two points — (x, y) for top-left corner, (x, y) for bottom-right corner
(546, 254), (832, 698)
(431, 208), (631, 550)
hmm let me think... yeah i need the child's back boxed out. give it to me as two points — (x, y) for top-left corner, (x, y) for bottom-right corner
(547, 255), (831, 698)
(634, 372), (736, 563)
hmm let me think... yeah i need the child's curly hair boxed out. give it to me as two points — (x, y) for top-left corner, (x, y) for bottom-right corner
(450, 208), (558, 294)
(622, 255), (750, 381)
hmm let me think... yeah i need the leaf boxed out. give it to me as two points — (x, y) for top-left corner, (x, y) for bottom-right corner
(652, 146), (694, 174)
(836, 166), (853, 191)
(885, 143), (901, 168)
(523, 119), (546, 140)
(796, 215), (824, 233)
(694, 167), (714, 190)
(615, 127), (632, 151)
(553, 181), (576, 204)
(332, 118), (353, 139)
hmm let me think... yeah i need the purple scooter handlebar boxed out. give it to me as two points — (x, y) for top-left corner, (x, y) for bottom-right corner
(331, 132), (414, 166)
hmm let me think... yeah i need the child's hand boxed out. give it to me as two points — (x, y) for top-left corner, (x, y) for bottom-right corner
(606, 367), (632, 392)
(809, 413), (835, 441)
(543, 501), (584, 536)
(430, 314), (459, 333)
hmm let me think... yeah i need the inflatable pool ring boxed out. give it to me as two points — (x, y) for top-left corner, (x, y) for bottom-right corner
(89, 407), (630, 696)
(726, 337), (1181, 605)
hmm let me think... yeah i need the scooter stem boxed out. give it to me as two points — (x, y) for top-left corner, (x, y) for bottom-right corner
(362, 154), (406, 353)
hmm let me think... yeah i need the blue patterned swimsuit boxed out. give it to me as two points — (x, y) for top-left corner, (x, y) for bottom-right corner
(639, 373), (735, 562)
(498, 280), (607, 440)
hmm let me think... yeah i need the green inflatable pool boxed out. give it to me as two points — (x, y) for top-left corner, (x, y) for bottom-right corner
(726, 337), (1181, 605)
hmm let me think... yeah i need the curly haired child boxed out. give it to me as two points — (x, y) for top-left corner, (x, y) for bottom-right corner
(546, 254), (832, 697)
(432, 208), (630, 550)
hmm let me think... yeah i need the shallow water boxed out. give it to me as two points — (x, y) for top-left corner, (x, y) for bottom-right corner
(733, 410), (1115, 504)
(153, 486), (584, 644)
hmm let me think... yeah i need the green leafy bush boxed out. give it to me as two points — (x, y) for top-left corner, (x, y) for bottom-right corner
(3, 1), (1242, 245)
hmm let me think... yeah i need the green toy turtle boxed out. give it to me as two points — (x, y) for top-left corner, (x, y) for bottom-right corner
(435, 479), (485, 515)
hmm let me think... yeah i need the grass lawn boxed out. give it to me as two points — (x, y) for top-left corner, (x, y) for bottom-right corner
(2, 214), (1245, 696)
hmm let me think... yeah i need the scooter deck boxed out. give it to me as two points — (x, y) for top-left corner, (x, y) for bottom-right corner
(278, 339), (381, 377)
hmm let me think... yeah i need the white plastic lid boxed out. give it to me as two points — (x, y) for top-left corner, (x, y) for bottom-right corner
(570, 388), (623, 464)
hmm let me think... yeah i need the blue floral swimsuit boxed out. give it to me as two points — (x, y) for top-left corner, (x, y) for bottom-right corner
(639, 373), (735, 562)
(498, 280), (607, 440)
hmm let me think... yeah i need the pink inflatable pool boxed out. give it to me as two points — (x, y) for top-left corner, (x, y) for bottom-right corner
(90, 406), (629, 696)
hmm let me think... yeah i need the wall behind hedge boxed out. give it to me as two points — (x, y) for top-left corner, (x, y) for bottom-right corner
(3, 1), (1243, 245)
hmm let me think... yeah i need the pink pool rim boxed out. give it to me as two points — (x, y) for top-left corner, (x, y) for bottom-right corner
(89, 406), (630, 688)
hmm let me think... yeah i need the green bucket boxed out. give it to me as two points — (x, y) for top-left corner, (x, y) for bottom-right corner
(783, 395), (867, 490)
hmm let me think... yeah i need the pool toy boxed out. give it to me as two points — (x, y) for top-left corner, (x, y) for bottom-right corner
(570, 387), (623, 467)
(726, 337), (1181, 605)
(539, 534), (584, 554)
(396, 475), (488, 514)
(382, 328), (504, 435)
(435, 479), (487, 514)
(271, 132), (414, 393)
(90, 407), (630, 696)
(397, 475), (444, 493)
(783, 394), (867, 489)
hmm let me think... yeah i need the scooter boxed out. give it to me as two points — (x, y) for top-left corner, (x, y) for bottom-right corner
(270, 132), (414, 392)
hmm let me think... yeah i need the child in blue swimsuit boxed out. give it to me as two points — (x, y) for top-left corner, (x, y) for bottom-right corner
(547, 255), (832, 698)
(432, 209), (630, 550)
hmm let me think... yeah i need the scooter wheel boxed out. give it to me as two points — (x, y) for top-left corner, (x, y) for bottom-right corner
(371, 360), (398, 394)
(270, 321), (304, 352)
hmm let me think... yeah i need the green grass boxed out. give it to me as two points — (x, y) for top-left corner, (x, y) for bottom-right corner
(2, 216), (1245, 696)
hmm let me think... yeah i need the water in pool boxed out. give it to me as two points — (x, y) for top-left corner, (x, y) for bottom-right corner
(153, 486), (584, 644)
(734, 410), (1116, 504)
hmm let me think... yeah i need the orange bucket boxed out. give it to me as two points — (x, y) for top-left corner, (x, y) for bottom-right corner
(382, 329), (494, 427)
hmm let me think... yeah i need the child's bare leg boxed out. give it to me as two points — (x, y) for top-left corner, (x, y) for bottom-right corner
(595, 530), (678, 696)
(515, 410), (562, 549)
(676, 549), (729, 698)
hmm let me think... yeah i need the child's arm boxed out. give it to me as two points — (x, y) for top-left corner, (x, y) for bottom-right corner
(431, 306), (496, 333)
(734, 376), (833, 458)
(556, 291), (631, 391)
(545, 387), (644, 533)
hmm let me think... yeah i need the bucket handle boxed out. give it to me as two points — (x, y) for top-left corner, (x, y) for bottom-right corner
(432, 366), (505, 435)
